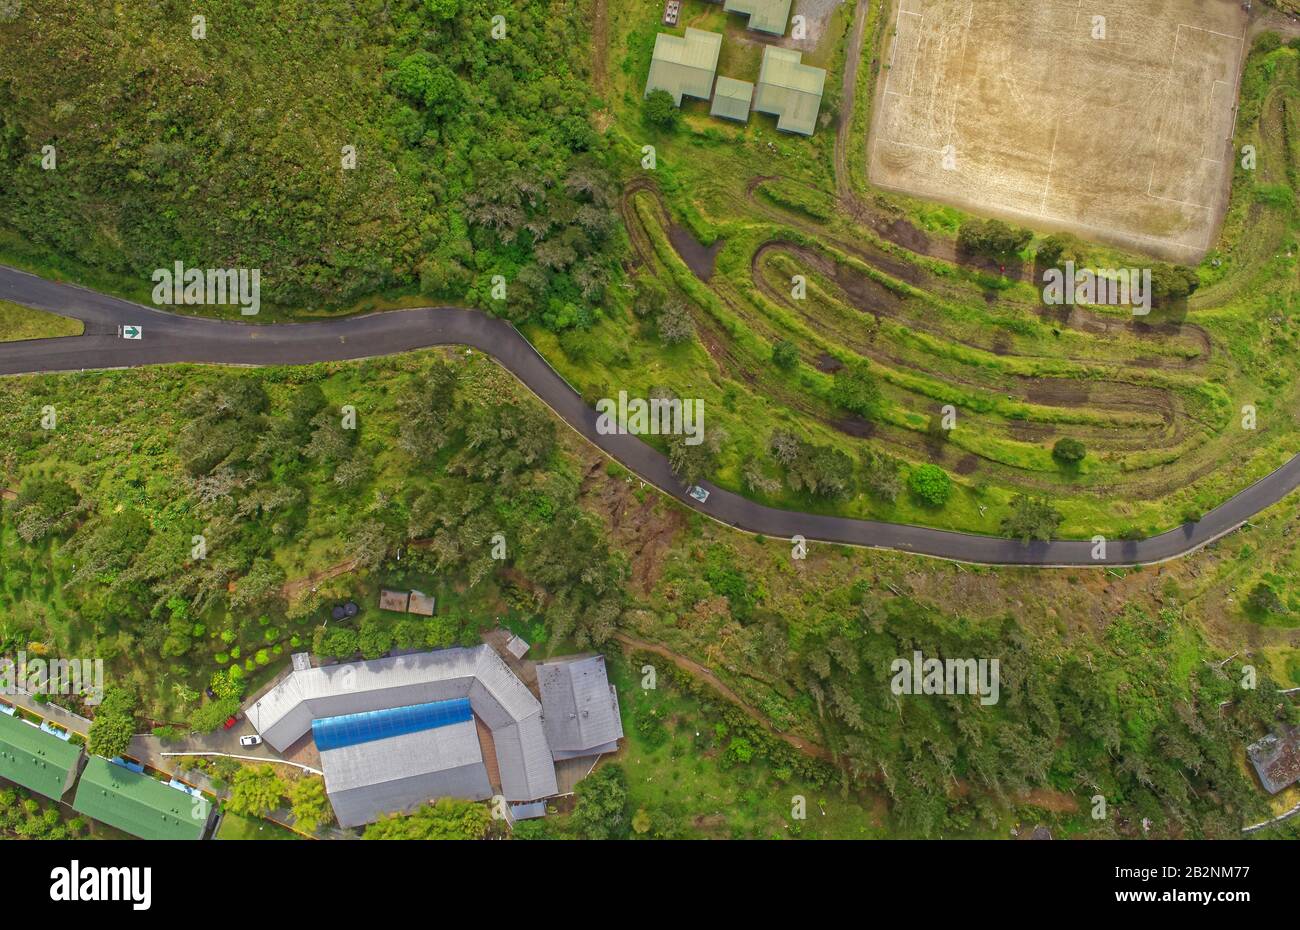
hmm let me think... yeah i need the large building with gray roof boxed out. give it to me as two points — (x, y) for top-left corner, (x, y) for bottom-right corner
(318, 704), (492, 828)
(537, 655), (624, 760)
(246, 645), (562, 827)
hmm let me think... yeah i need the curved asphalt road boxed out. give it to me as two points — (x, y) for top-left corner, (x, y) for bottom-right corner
(2, 263), (1297, 567)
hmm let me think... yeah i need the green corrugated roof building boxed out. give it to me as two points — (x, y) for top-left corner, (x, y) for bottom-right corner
(645, 28), (723, 105)
(754, 45), (826, 136)
(0, 711), (82, 800)
(710, 76), (754, 123)
(72, 758), (211, 840)
(723, 0), (792, 35)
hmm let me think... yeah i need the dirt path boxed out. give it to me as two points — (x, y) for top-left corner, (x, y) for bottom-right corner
(280, 557), (358, 599)
(612, 631), (834, 762)
(270, 549), (836, 765)
(591, 0), (609, 94)
(833, 0), (870, 204)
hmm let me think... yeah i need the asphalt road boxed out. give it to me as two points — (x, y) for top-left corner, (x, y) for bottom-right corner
(2, 263), (1297, 567)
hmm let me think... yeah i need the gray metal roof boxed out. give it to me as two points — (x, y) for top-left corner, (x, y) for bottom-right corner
(1247, 725), (1300, 794)
(321, 720), (485, 798)
(723, 0), (791, 35)
(322, 720), (492, 828)
(753, 45), (826, 136)
(509, 800), (547, 822)
(493, 713), (561, 801)
(246, 646), (559, 814)
(644, 28), (722, 105)
(537, 655), (624, 758)
(711, 76), (754, 123)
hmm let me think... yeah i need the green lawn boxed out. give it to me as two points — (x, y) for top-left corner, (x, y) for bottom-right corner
(215, 810), (300, 840)
(0, 300), (83, 342)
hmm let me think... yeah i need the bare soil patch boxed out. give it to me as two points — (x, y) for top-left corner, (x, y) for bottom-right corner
(667, 225), (725, 281)
(869, 0), (1249, 262)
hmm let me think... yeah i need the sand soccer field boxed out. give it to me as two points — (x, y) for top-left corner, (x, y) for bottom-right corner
(868, 0), (1250, 262)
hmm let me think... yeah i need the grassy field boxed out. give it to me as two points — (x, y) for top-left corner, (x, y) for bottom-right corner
(0, 299), (83, 341)
(215, 810), (299, 840)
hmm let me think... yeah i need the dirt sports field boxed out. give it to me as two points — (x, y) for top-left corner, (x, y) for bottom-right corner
(868, 0), (1249, 262)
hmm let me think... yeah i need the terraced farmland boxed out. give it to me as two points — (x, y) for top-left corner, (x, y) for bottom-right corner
(581, 0), (1300, 539)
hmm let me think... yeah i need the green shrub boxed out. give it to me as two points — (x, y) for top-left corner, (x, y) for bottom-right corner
(908, 464), (952, 507)
(1052, 437), (1087, 465)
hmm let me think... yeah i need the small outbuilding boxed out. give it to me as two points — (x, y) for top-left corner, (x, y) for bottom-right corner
(505, 634), (531, 660)
(722, 0), (792, 35)
(379, 589), (410, 613)
(754, 45), (826, 136)
(537, 655), (624, 761)
(645, 28), (723, 106)
(1247, 725), (1300, 794)
(710, 76), (754, 123)
(408, 590), (436, 617)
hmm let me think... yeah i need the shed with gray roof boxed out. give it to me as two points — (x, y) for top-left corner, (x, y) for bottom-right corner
(644, 28), (723, 106)
(537, 655), (624, 760)
(753, 45), (826, 136)
(723, 0), (792, 35)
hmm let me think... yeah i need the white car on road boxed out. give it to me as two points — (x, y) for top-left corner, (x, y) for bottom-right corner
(687, 486), (709, 504)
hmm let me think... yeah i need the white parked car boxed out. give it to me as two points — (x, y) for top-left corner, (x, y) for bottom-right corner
(687, 485), (710, 504)
(239, 735), (263, 747)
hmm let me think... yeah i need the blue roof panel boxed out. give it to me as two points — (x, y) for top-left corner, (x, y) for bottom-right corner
(313, 698), (474, 751)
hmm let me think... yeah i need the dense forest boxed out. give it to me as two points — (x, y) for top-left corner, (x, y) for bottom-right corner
(790, 596), (1293, 837)
(0, 0), (622, 321)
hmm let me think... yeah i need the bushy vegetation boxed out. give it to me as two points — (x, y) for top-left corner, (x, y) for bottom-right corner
(364, 797), (491, 839)
(1001, 494), (1064, 543)
(0, 786), (87, 839)
(907, 464), (951, 508)
(0, 0), (621, 327)
(86, 687), (137, 759)
(1051, 437), (1086, 465)
(957, 219), (1032, 261)
(792, 595), (1286, 838)
(0, 352), (627, 727)
(228, 764), (288, 818)
(643, 89), (679, 132)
